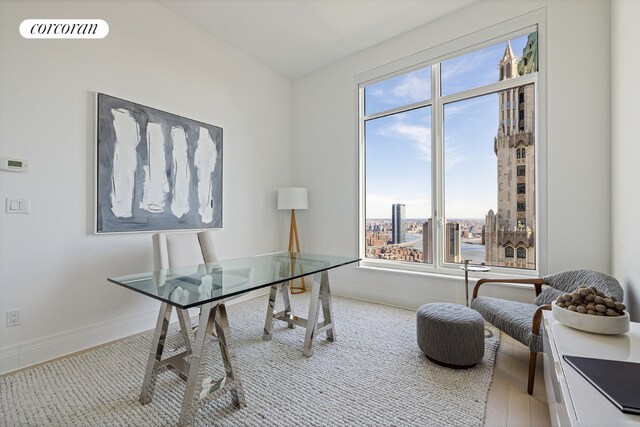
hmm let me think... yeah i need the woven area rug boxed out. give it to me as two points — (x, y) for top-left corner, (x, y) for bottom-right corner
(1, 294), (500, 426)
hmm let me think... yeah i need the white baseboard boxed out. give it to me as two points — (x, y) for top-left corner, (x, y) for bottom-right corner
(0, 287), (270, 376)
(0, 344), (20, 375)
(226, 287), (270, 306)
(0, 308), (158, 376)
(329, 277), (534, 309)
(329, 279), (457, 309)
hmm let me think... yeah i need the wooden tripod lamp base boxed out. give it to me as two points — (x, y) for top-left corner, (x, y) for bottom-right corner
(288, 209), (306, 294)
(277, 187), (309, 294)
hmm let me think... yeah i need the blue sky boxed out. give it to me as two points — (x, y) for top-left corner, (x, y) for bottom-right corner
(365, 34), (530, 219)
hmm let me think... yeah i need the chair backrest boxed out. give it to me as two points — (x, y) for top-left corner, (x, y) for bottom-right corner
(152, 231), (217, 270)
(542, 270), (624, 302)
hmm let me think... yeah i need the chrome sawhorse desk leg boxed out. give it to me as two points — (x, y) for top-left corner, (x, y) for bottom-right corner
(140, 301), (245, 426)
(263, 270), (335, 357)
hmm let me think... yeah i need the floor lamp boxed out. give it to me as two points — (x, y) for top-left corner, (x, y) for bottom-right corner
(278, 187), (308, 294)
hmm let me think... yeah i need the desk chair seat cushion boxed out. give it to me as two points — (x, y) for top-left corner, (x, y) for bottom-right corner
(416, 303), (484, 368)
(471, 297), (542, 352)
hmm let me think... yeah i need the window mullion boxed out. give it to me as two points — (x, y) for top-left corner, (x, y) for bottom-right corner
(432, 63), (443, 269)
(440, 72), (537, 105)
(358, 85), (366, 262)
(363, 99), (433, 122)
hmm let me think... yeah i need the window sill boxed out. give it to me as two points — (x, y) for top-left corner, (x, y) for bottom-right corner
(357, 259), (540, 289)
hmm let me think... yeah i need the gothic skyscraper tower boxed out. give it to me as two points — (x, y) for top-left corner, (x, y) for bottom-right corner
(484, 35), (537, 269)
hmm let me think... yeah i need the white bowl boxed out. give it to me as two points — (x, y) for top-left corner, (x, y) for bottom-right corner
(552, 303), (630, 335)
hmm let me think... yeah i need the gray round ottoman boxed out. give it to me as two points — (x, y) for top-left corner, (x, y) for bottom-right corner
(416, 303), (484, 368)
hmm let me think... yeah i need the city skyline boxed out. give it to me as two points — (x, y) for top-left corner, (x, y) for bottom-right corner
(365, 216), (481, 264)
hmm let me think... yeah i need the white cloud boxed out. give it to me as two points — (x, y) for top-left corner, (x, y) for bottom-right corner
(369, 87), (384, 97)
(392, 73), (430, 104)
(441, 48), (500, 91)
(367, 71), (430, 111)
(444, 95), (493, 117)
(444, 142), (466, 169)
(381, 116), (431, 161)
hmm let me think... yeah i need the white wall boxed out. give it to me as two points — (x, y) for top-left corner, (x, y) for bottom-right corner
(612, 0), (640, 322)
(0, 1), (291, 373)
(291, 0), (612, 308)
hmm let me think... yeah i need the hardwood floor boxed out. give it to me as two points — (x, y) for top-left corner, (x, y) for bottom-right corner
(485, 333), (551, 427)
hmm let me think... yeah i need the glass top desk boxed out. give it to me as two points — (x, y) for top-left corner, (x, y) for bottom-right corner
(108, 251), (359, 426)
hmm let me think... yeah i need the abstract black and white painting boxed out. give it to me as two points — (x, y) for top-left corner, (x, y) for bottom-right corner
(96, 93), (222, 233)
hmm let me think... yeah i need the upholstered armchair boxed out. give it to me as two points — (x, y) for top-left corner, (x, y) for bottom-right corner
(470, 270), (623, 395)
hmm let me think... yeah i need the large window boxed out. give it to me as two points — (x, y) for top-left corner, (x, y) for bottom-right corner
(360, 27), (539, 272)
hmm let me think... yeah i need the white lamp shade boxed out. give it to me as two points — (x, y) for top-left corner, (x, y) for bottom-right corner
(277, 187), (308, 210)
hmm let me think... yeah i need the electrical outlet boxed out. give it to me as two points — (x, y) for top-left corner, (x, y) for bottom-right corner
(6, 310), (21, 327)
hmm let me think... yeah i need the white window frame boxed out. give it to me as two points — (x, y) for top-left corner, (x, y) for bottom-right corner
(356, 9), (547, 279)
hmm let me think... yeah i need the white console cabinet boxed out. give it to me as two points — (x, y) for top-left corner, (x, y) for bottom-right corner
(543, 311), (640, 426)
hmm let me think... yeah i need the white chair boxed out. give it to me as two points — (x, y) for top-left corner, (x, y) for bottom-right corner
(152, 231), (217, 271)
(152, 231), (219, 349)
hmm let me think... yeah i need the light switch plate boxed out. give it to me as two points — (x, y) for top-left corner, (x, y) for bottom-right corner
(5, 198), (30, 214)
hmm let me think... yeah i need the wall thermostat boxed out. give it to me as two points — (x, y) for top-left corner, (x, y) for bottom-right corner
(0, 157), (29, 172)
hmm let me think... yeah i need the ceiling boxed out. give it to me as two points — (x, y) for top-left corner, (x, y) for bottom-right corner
(158, 0), (477, 80)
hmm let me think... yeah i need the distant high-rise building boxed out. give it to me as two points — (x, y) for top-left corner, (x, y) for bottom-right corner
(423, 219), (433, 264)
(391, 204), (406, 244)
(422, 218), (458, 263)
(445, 222), (462, 263)
(484, 35), (537, 269)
